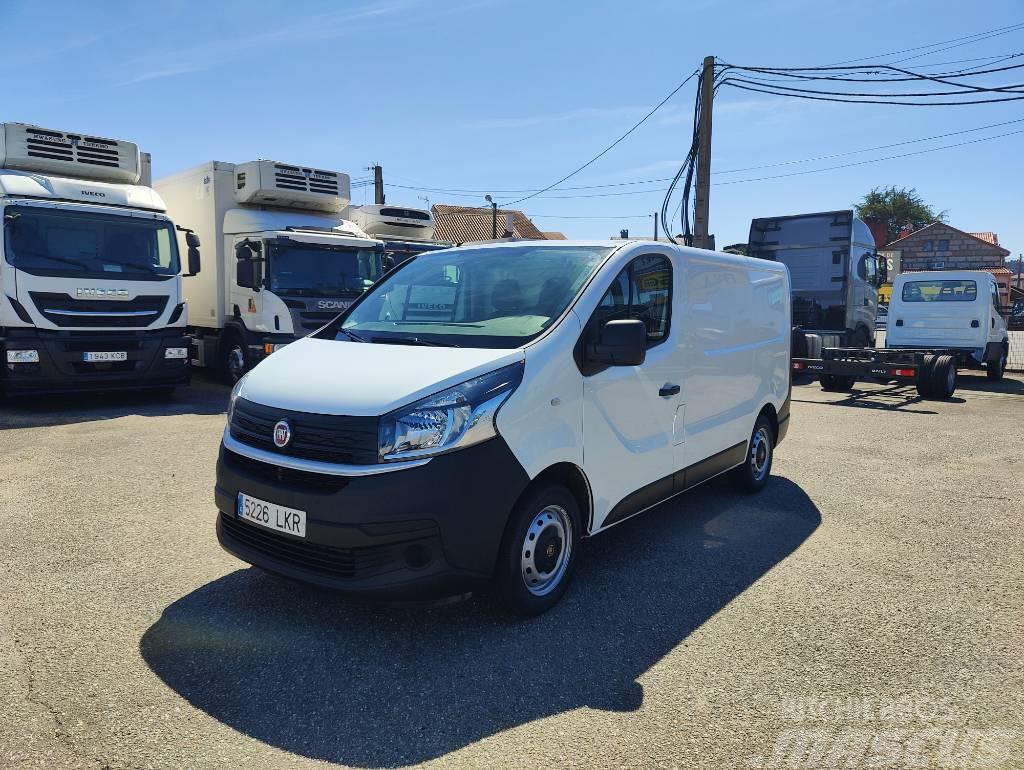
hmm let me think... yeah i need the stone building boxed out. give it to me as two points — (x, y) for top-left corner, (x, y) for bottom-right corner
(886, 222), (1012, 305)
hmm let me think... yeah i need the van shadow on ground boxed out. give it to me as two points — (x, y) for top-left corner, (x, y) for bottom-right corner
(141, 475), (820, 768)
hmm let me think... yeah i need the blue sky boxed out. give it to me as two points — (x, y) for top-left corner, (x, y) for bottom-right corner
(5, 0), (1024, 255)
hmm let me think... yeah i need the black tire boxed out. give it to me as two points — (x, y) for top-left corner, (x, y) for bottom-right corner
(928, 355), (957, 399)
(916, 354), (936, 398)
(820, 374), (856, 392)
(732, 413), (775, 493)
(220, 331), (249, 385)
(495, 483), (581, 616)
(986, 346), (1007, 381)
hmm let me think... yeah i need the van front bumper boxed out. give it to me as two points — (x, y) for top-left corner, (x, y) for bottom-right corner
(214, 437), (531, 598)
(1, 327), (190, 395)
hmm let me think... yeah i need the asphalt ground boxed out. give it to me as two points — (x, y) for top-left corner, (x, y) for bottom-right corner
(1, 370), (1021, 769)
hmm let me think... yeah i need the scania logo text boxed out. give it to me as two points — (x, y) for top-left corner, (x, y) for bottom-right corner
(273, 419), (292, 449)
(77, 288), (129, 298)
(317, 300), (352, 310)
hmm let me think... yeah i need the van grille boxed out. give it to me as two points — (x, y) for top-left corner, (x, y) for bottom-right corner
(25, 127), (124, 170)
(230, 398), (379, 465)
(273, 164), (341, 196)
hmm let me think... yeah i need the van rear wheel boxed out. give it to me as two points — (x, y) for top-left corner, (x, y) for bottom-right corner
(732, 414), (775, 494)
(495, 483), (581, 616)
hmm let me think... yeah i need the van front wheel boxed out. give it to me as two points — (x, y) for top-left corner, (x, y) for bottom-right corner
(495, 483), (581, 616)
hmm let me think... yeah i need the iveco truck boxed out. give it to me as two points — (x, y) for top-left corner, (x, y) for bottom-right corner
(1, 122), (199, 396)
(156, 161), (384, 382)
(749, 210), (884, 348)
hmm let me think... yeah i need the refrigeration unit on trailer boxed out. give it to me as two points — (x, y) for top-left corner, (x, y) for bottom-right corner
(350, 204), (453, 265)
(156, 160), (384, 382)
(0, 122), (199, 396)
(749, 210), (884, 349)
(214, 240), (791, 614)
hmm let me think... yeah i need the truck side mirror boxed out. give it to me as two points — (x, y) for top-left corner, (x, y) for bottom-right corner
(236, 258), (258, 290)
(186, 246), (201, 277)
(185, 231), (200, 249)
(235, 242), (254, 261)
(876, 256), (888, 285)
(587, 319), (647, 366)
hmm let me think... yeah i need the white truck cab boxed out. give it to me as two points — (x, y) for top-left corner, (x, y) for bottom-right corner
(0, 123), (197, 395)
(156, 160), (384, 382)
(214, 240), (792, 614)
(888, 270), (1009, 380)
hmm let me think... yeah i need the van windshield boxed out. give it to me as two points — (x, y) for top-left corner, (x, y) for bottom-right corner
(901, 280), (977, 302)
(339, 244), (612, 348)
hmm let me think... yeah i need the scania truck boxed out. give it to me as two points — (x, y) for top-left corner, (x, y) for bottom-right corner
(156, 161), (384, 382)
(1, 122), (199, 396)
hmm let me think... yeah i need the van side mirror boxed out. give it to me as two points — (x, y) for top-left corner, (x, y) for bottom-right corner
(587, 319), (647, 366)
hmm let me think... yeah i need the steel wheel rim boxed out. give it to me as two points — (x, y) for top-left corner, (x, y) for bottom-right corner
(227, 346), (245, 382)
(521, 505), (572, 596)
(750, 426), (771, 481)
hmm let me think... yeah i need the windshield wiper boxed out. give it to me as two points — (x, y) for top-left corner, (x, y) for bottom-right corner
(370, 335), (459, 348)
(339, 328), (368, 343)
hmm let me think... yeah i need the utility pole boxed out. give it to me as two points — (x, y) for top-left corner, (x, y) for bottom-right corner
(485, 195), (497, 239)
(653, 212), (659, 241)
(371, 164), (385, 205)
(693, 55), (715, 249)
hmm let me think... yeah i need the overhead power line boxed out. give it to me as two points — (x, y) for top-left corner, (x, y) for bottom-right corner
(829, 21), (1024, 66)
(503, 68), (700, 207)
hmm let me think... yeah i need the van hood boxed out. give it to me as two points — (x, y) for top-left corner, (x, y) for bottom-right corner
(234, 337), (525, 417)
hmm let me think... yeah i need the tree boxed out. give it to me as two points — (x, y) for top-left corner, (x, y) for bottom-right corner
(853, 186), (947, 245)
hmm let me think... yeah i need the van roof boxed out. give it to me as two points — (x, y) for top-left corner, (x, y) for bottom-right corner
(895, 270), (997, 283)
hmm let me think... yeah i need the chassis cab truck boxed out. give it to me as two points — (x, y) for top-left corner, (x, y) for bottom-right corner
(0, 123), (198, 396)
(215, 240), (791, 614)
(155, 161), (384, 382)
(750, 210), (884, 348)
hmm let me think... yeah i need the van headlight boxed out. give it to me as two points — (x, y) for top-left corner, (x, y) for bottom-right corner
(226, 374), (249, 426)
(379, 363), (524, 461)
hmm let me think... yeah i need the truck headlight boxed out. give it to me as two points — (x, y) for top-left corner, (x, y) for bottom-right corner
(6, 350), (40, 364)
(164, 347), (189, 359)
(379, 363), (524, 461)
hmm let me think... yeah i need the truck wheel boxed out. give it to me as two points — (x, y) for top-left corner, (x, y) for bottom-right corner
(986, 347), (1007, 381)
(915, 355), (936, 398)
(820, 374), (856, 391)
(495, 483), (581, 616)
(929, 355), (958, 399)
(852, 327), (872, 349)
(221, 333), (249, 385)
(732, 414), (775, 493)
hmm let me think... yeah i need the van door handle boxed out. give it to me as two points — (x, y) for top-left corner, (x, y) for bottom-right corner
(659, 384), (681, 397)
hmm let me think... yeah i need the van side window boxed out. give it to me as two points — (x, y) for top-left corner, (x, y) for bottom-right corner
(992, 282), (1000, 311)
(590, 255), (672, 347)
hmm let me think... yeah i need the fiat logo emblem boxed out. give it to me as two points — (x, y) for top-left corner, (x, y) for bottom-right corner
(273, 419), (292, 448)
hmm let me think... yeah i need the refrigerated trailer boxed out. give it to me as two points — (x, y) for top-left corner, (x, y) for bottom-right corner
(0, 122), (199, 396)
(156, 161), (384, 382)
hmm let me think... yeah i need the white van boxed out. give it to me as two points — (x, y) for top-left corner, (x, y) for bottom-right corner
(888, 270), (1009, 380)
(215, 240), (792, 614)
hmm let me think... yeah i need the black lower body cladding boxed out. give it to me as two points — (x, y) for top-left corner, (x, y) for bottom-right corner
(215, 437), (532, 597)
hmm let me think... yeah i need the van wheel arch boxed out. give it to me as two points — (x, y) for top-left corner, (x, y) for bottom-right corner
(757, 403), (779, 444)
(523, 463), (593, 534)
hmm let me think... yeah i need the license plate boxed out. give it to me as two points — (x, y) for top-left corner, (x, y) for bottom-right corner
(237, 493), (306, 538)
(82, 351), (127, 362)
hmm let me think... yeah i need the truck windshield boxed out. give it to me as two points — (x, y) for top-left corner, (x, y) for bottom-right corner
(901, 280), (977, 302)
(268, 241), (383, 297)
(3, 205), (179, 280)
(339, 244), (611, 348)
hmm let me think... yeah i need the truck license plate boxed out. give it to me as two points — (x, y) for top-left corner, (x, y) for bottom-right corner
(237, 493), (306, 538)
(82, 351), (127, 362)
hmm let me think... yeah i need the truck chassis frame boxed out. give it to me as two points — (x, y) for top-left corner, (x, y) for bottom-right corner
(792, 346), (962, 399)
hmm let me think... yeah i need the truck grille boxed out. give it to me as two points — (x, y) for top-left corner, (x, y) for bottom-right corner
(219, 512), (432, 580)
(230, 398), (379, 465)
(29, 292), (168, 328)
